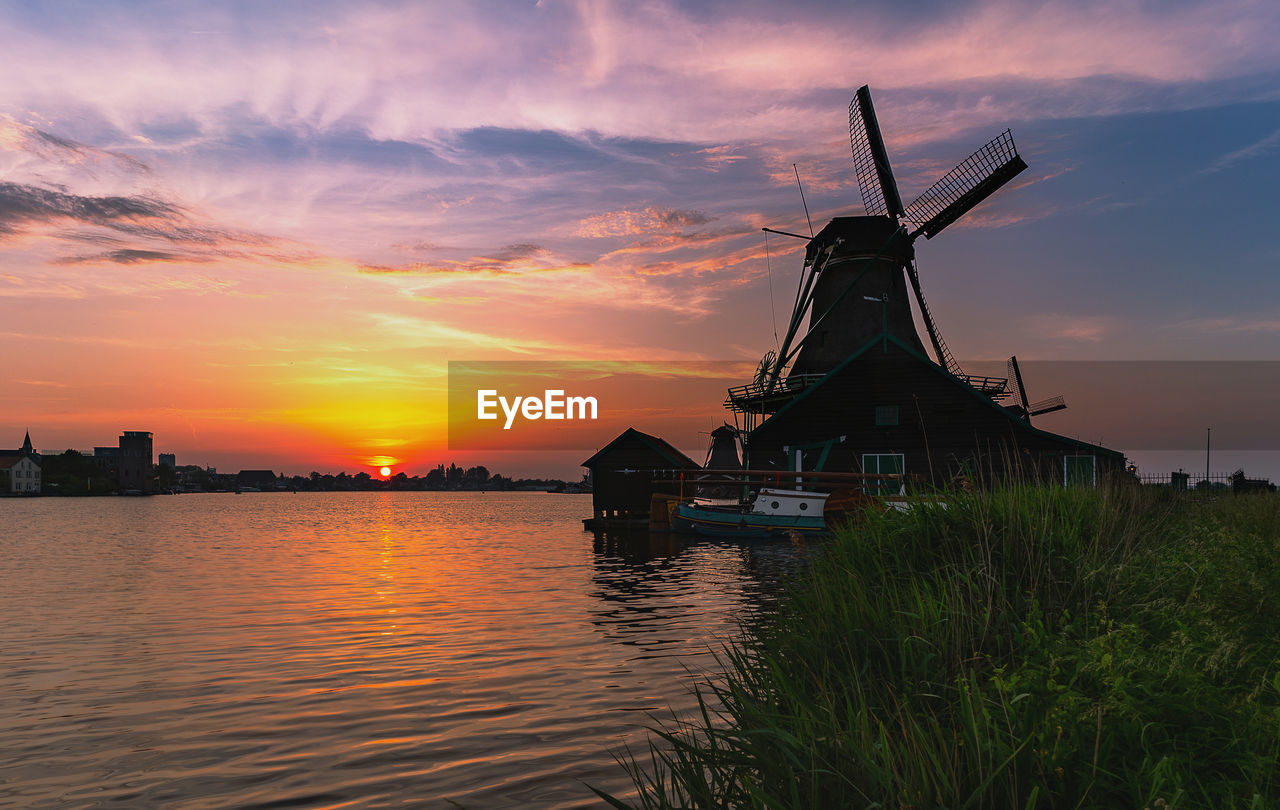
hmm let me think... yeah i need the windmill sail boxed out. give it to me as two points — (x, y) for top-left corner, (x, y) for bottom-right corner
(903, 130), (1027, 240)
(907, 260), (963, 378)
(1008, 356), (1067, 420)
(849, 86), (904, 219)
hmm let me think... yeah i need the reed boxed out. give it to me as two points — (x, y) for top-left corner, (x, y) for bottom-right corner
(599, 485), (1280, 809)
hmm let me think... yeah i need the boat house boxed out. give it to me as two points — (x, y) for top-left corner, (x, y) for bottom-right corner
(582, 428), (699, 527)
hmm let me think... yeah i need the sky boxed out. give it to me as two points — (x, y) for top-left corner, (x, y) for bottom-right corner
(2, 0), (1279, 478)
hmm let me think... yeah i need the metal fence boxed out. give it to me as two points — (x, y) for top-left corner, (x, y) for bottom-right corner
(1139, 472), (1230, 489)
(1138, 472), (1275, 493)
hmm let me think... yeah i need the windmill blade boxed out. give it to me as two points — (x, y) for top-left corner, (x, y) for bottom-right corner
(1008, 355), (1031, 414)
(849, 86), (904, 219)
(1029, 395), (1067, 416)
(906, 260), (963, 377)
(1008, 356), (1066, 418)
(903, 130), (1027, 240)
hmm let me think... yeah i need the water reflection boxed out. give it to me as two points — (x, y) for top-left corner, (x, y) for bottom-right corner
(0, 493), (813, 809)
(588, 529), (813, 656)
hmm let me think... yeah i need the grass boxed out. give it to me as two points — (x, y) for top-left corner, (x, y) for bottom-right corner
(598, 485), (1280, 809)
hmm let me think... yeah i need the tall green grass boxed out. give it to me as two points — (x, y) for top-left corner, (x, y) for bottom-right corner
(601, 486), (1280, 809)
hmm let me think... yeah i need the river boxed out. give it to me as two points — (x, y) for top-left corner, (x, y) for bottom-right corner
(0, 492), (810, 808)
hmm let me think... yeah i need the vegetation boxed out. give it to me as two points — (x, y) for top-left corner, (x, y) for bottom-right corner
(39, 449), (116, 494)
(32, 454), (578, 494)
(604, 486), (1280, 809)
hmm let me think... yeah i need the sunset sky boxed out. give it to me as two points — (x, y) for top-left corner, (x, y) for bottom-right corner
(3, 0), (1279, 477)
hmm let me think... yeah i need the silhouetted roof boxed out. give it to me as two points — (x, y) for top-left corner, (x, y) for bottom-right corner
(582, 428), (699, 469)
(753, 328), (1122, 460)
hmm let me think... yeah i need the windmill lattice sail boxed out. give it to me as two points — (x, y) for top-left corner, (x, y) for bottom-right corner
(849, 86), (903, 219)
(903, 130), (1026, 239)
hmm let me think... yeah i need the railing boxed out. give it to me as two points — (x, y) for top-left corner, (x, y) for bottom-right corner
(650, 468), (911, 495)
(1028, 394), (1066, 414)
(725, 366), (1010, 429)
(724, 373), (827, 414)
(1138, 472), (1240, 491)
(959, 373), (1010, 399)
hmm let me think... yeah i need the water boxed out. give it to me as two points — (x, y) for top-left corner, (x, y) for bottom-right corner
(0, 492), (811, 808)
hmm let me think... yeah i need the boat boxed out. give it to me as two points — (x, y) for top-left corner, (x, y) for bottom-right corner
(672, 487), (829, 538)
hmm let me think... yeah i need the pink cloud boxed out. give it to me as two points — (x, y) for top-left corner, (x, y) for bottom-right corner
(576, 207), (713, 238)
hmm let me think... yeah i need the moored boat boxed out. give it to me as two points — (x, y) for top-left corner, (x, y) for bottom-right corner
(672, 487), (828, 538)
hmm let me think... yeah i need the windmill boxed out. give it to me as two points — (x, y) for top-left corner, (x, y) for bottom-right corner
(1006, 355), (1067, 423)
(728, 85), (1034, 430)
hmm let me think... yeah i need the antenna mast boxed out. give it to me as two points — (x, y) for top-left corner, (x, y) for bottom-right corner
(793, 164), (814, 237)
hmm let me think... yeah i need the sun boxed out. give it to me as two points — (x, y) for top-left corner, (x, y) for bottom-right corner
(379, 466), (391, 477)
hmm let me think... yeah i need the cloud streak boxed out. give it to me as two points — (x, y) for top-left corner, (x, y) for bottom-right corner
(576, 207), (713, 238)
(0, 182), (175, 237)
(1208, 126), (1280, 172)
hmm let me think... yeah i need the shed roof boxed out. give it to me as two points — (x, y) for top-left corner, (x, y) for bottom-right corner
(581, 427), (700, 469)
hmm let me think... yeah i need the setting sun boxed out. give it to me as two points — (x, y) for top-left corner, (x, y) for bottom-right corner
(380, 467), (391, 477)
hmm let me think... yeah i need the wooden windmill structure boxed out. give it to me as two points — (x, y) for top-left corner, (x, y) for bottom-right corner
(728, 85), (1063, 431)
(722, 86), (1111, 486)
(581, 85), (1122, 517)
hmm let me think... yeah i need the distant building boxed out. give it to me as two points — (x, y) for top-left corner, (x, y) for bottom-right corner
(237, 470), (277, 490)
(158, 453), (176, 468)
(0, 431), (41, 494)
(93, 446), (121, 480)
(118, 431), (153, 492)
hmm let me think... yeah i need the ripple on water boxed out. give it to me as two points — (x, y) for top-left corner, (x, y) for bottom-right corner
(0, 492), (812, 808)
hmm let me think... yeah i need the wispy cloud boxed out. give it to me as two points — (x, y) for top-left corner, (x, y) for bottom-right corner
(1208, 127), (1280, 172)
(0, 180), (317, 268)
(358, 242), (589, 277)
(1172, 316), (1280, 334)
(53, 248), (209, 265)
(576, 207), (713, 238)
(0, 113), (149, 175)
(0, 182), (175, 238)
(1031, 314), (1114, 343)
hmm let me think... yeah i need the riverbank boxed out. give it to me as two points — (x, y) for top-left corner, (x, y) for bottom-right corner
(606, 486), (1280, 808)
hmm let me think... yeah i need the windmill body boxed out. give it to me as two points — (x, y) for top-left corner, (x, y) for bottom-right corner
(729, 85), (1029, 428)
(787, 215), (923, 379)
(721, 85), (1116, 486)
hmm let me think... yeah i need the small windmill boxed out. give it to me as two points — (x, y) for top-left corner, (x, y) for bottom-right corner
(1006, 355), (1067, 423)
(728, 85), (1037, 429)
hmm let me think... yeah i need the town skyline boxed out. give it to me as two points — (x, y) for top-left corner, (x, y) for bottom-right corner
(3, 1), (1279, 478)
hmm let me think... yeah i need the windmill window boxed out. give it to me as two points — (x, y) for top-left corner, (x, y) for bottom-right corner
(862, 453), (905, 496)
(875, 405), (899, 426)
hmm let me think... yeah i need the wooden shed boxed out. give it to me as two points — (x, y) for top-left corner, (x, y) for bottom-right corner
(582, 428), (700, 527)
